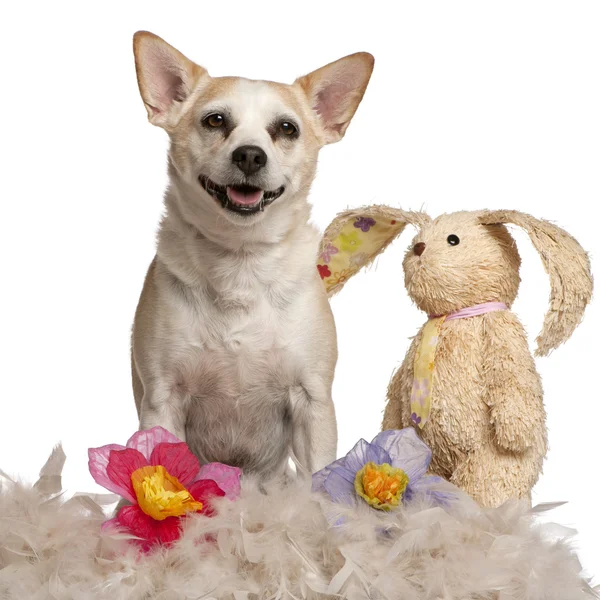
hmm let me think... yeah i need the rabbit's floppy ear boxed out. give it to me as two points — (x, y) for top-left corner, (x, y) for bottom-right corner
(479, 210), (593, 356)
(318, 205), (429, 297)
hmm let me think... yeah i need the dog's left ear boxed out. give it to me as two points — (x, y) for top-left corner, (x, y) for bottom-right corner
(133, 31), (207, 129)
(295, 52), (374, 144)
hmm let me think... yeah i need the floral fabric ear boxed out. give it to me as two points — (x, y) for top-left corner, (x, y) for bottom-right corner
(318, 213), (407, 296)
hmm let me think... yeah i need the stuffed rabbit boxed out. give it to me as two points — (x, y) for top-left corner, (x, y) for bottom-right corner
(318, 206), (593, 507)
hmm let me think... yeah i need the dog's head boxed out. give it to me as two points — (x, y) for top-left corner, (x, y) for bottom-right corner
(133, 32), (373, 238)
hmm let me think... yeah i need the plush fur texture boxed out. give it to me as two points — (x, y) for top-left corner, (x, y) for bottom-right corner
(320, 207), (593, 508)
(0, 447), (597, 599)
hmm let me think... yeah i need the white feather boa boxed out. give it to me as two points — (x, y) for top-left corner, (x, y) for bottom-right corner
(0, 447), (597, 599)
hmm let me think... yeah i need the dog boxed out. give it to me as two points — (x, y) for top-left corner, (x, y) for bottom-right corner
(130, 31), (374, 480)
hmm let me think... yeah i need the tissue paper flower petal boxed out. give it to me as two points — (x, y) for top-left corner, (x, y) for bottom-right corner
(371, 429), (432, 480)
(343, 439), (391, 473)
(106, 448), (147, 503)
(188, 479), (226, 516)
(126, 427), (182, 460)
(117, 504), (182, 551)
(88, 444), (134, 502)
(150, 442), (199, 487)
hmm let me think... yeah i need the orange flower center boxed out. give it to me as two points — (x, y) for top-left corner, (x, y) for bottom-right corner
(131, 465), (203, 521)
(354, 462), (409, 510)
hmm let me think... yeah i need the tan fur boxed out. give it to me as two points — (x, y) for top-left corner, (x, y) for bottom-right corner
(322, 206), (593, 507)
(130, 32), (373, 479)
(479, 210), (593, 356)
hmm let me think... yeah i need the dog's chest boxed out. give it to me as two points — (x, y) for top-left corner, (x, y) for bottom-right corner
(169, 280), (302, 402)
(172, 291), (300, 471)
(175, 248), (306, 369)
(184, 291), (291, 363)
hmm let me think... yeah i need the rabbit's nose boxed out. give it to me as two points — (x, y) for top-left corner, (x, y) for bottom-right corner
(413, 242), (426, 256)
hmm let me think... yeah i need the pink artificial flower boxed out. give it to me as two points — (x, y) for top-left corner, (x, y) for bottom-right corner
(89, 426), (241, 551)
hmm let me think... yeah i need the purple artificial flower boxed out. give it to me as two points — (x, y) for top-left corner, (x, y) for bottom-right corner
(354, 217), (376, 232)
(312, 428), (451, 510)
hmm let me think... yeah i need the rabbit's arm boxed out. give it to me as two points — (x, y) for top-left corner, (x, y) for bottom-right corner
(482, 311), (547, 453)
(384, 334), (421, 430)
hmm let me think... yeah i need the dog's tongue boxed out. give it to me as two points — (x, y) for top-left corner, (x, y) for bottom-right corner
(227, 186), (263, 206)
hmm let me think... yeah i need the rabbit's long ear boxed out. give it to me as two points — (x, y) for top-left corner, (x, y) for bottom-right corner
(318, 205), (429, 297)
(479, 210), (593, 356)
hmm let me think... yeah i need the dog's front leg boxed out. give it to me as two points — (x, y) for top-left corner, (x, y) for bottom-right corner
(139, 382), (187, 441)
(113, 382), (187, 517)
(290, 378), (337, 475)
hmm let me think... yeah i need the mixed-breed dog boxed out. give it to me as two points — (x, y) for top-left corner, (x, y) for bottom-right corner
(130, 32), (593, 509)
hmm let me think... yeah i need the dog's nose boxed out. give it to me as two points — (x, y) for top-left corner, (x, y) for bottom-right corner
(231, 145), (267, 176)
(413, 242), (426, 256)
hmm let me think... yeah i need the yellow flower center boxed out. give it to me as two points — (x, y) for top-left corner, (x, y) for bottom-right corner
(131, 465), (203, 521)
(354, 462), (409, 511)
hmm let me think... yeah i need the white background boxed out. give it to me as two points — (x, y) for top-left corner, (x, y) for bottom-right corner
(1, 0), (598, 581)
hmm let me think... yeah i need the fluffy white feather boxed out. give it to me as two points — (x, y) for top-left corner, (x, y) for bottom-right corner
(0, 447), (597, 599)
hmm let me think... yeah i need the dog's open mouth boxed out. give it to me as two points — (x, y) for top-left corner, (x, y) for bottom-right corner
(199, 176), (285, 215)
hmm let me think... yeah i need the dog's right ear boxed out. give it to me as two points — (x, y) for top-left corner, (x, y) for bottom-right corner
(318, 205), (430, 297)
(295, 52), (374, 145)
(133, 31), (207, 129)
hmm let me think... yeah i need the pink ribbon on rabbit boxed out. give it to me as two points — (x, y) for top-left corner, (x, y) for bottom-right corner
(410, 302), (508, 429)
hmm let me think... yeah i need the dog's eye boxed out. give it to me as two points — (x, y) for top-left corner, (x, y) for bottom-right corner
(447, 234), (460, 246)
(205, 113), (225, 128)
(280, 122), (297, 136)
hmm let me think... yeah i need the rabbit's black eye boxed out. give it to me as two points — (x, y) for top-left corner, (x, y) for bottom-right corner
(447, 234), (460, 246)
